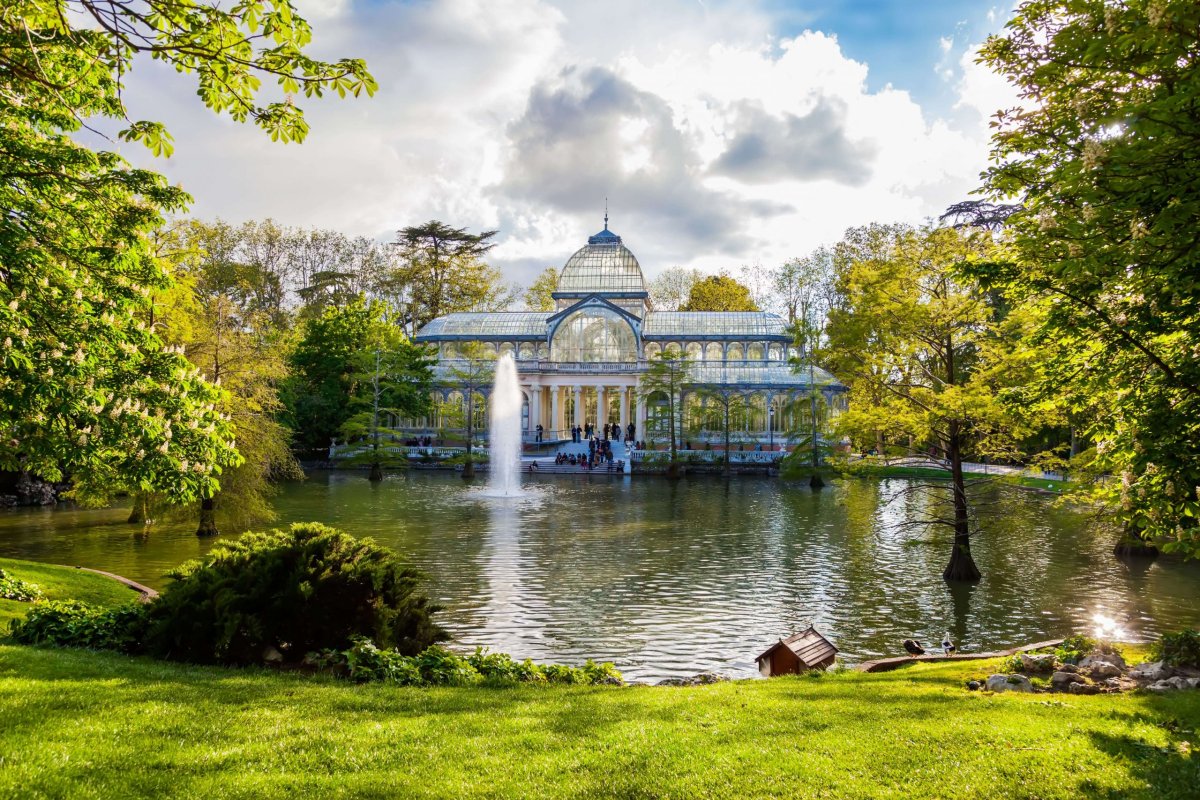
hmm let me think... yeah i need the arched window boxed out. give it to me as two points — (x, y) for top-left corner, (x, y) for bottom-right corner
(518, 343), (535, 360)
(747, 343), (764, 361)
(727, 342), (744, 360)
(644, 342), (661, 359)
(768, 343), (783, 361)
(442, 343), (459, 359)
(483, 342), (497, 355)
(705, 342), (723, 361)
(685, 342), (703, 361)
(499, 342), (515, 359)
(550, 307), (637, 362)
(664, 342), (682, 356)
(537, 343), (550, 359)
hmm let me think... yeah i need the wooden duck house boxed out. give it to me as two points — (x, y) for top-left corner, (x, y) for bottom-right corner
(756, 627), (838, 676)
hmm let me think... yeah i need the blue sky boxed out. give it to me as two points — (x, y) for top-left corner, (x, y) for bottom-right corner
(773, 0), (1005, 105)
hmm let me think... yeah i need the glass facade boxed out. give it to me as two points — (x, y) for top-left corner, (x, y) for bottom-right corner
(413, 222), (845, 438)
(555, 230), (647, 297)
(551, 307), (638, 363)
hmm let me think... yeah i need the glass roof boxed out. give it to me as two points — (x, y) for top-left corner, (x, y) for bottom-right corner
(644, 312), (789, 338)
(555, 227), (647, 296)
(687, 362), (838, 387)
(416, 313), (549, 339)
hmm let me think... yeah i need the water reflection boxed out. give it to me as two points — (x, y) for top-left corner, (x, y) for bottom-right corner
(1, 472), (1198, 682)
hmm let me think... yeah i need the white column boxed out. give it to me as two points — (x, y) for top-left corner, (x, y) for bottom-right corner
(620, 387), (630, 430)
(635, 387), (646, 440)
(596, 386), (606, 428)
(550, 385), (560, 437)
(573, 385), (582, 427)
(530, 387), (541, 435)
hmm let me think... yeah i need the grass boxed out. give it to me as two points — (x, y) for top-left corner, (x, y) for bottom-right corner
(0, 557), (142, 630)
(1, 647), (1197, 799)
(832, 463), (1069, 492)
(0, 562), (1197, 798)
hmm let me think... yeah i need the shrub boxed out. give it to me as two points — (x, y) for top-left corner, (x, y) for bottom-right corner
(0, 568), (43, 602)
(415, 645), (481, 686)
(467, 648), (545, 684)
(8, 600), (148, 653)
(338, 637), (423, 685)
(145, 522), (447, 665)
(1054, 635), (1097, 664)
(1151, 630), (1200, 668)
(314, 642), (623, 687)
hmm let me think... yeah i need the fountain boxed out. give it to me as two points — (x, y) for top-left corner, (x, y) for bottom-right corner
(488, 353), (523, 496)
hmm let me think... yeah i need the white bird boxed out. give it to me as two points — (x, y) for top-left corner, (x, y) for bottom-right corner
(941, 631), (957, 656)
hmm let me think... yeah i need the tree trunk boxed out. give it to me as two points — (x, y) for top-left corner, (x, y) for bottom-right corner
(127, 494), (146, 524)
(942, 429), (981, 583)
(667, 393), (680, 479)
(1113, 523), (1158, 559)
(196, 494), (219, 537)
(723, 403), (731, 478)
(368, 462), (384, 482)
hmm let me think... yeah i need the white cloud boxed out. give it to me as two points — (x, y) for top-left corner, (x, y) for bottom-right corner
(96, 0), (1012, 287)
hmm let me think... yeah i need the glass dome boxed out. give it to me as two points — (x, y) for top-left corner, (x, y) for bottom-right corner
(555, 226), (647, 296)
(551, 307), (638, 363)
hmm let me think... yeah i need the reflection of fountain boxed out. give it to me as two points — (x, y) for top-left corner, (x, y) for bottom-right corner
(488, 353), (522, 496)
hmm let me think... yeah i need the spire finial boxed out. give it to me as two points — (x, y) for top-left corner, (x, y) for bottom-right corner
(604, 198), (609, 230)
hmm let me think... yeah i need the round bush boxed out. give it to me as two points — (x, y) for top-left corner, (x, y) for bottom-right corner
(145, 522), (447, 665)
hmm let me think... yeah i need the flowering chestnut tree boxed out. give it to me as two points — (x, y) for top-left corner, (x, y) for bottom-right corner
(0, 2), (375, 501)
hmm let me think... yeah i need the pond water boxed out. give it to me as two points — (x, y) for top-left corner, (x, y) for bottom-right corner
(2, 471), (1198, 682)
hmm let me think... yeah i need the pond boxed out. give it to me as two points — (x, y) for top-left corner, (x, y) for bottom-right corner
(2, 471), (1198, 682)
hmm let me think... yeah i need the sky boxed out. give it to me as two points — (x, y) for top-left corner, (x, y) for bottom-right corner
(92, 0), (1020, 287)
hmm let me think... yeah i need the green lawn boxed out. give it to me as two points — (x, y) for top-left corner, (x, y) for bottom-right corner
(0, 556), (143, 629)
(0, 560), (1197, 798)
(0, 646), (1195, 799)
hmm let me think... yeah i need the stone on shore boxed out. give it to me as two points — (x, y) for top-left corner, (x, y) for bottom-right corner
(986, 674), (1032, 693)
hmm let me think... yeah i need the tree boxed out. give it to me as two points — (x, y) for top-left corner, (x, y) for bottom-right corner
(681, 274), (759, 312)
(638, 352), (692, 477)
(0, 2), (372, 503)
(439, 342), (495, 479)
(692, 386), (748, 477)
(648, 267), (704, 311)
(340, 311), (435, 481)
(389, 221), (512, 335)
(281, 302), (375, 456)
(161, 221), (302, 536)
(775, 248), (837, 328)
(974, 0), (1200, 557)
(824, 225), (1011, 583)
(523, 268), (560, 312)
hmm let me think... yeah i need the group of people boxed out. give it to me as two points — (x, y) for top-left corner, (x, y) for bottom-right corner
(569, 421), (636, 443)
(555, 435), (621, 470)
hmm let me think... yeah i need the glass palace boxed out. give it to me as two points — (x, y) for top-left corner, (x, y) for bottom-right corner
(412, 222), (845, 442)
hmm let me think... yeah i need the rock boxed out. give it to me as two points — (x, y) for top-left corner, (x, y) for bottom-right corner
(986, 674), (1033, 693)
(598, 676), (625, 686)
(1129, 661), (1173, 682)
(656, 678), (688, 687)
(691, 672), (731, 685)
(1068, 681), (1101, 695)
(15, 473), (57, 506)
(1019, 653), (1058, 673)
(262, 646), (284, 664)
(1081, 652), (1126, 669)
(1085, 661), (1123, 679)
(1146, 676), (1192, 692)
(966, 680), (981, 691)
(1056, 663), (1080, 674)
(1051, 671), (1087, 690)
